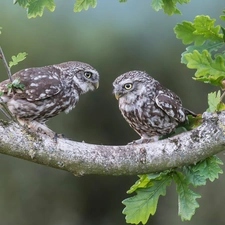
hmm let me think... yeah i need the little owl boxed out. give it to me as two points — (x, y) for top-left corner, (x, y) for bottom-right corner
(0, 61), (99, 139)
(113, 70), (196, 144)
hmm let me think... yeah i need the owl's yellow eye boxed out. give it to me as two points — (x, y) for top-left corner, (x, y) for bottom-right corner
(84, 72), (93, 79)
(124, 83), (133, 90)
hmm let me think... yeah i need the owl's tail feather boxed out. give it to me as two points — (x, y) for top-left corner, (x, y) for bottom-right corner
(185, 108), (197, 117)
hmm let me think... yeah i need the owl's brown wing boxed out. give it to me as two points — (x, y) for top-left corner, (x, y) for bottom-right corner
(0, 67), (63, 101)
(155, 93), (186, 123)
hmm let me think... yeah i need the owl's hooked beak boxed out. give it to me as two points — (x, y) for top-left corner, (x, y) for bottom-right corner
(114, 92), (122, 100)
(93, 82), (99, 89)
(113, 86), (122, 100)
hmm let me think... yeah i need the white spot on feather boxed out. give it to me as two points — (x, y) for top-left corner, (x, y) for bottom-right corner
(30, 83), (38, 87)
(39, 93), (47, 98)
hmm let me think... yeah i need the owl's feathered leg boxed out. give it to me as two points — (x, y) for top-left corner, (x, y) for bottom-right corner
(128, 136), (159, 145)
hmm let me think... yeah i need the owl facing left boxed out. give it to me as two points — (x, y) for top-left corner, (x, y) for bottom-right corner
(0, 61), (100, 138)
(113, 70), (196, 144)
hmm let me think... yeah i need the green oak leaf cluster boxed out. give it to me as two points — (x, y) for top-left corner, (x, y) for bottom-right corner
(174, 14), (225, 113)
(0, 46), (27, 95)
(9, 52), (28, 68)
(7, 78), (25, 95)
(173, 172), (200, 221)
(7, 52), (27, 94)
(14, 0), (56, 18)
(13, 0), (191, 17)
(122, 172), (173, 224)
(123, 156), (223, 224)
(152, 0), (190, 15)
(74, 0), (97, 12)
(14, 0), (97, 17)
(221, 10), (225, 21)
(207, 91), (225, 112)
(174, 15), (225, 88)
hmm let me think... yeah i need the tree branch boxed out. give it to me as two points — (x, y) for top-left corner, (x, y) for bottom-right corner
(0, 111), (225, 176)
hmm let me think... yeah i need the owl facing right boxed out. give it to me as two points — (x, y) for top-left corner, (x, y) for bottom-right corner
(112, 70), (196, 144)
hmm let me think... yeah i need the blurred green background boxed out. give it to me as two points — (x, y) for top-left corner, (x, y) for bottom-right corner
(0, 0), (224, 224)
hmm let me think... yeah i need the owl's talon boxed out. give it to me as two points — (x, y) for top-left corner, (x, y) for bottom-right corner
(53, 133), (65, 143)
(53, 133), (58, 143)
(37, 126), (44, 133)
(53, 133), (64, 143)
(53, 133), (71, 142)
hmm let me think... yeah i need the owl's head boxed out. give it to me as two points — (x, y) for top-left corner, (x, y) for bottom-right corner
(112, 70), (153, 100)
(56, 61), (100, 94)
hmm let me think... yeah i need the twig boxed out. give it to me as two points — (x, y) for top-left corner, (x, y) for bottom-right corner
(0, 46), (13, 83)
(0, 47), (16, 121)
(0, 102), (16, 121)
(0, 108), (11, 120)
(0, 96), (16, 121)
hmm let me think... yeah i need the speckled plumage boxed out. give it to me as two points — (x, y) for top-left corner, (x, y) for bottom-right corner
(113, 70), (196, 144)
(0, 61), (99, 137)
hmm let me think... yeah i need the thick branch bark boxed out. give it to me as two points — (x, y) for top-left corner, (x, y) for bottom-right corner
(0, 111), (225, 176)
